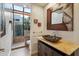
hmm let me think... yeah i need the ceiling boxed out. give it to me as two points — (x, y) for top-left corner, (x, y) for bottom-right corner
(32, 3), (48, 7)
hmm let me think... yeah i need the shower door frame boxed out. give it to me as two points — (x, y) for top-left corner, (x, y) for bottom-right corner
(13, 4), (31, 41)
(13, 5), (24, 39)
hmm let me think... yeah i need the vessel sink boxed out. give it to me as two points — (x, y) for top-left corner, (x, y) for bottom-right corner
(42, 35), (62, 43)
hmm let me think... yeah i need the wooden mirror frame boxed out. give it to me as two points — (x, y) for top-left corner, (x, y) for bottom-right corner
(47, 4), (74, 31)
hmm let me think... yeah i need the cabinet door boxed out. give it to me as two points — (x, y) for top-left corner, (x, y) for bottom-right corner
(51, 49), (62, 56)
(45, 45), (62, 56)
(44, 45), (53, 56)
(38, 41), (46, 56)
(38, 41), (53, 56)
(38, 41), (63, 56)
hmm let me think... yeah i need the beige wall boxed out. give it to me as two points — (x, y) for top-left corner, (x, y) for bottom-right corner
(30, 4), (44, 55)
(73, 4), (79, 55)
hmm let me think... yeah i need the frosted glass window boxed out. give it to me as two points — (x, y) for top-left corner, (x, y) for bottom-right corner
(51, 12), (63, 24)
(4, 3), (12, 9)
(24, 8), (31, 13)
(14, 5), (23, 11)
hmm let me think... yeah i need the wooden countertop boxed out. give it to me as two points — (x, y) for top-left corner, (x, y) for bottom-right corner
(37, 37), (79, 55)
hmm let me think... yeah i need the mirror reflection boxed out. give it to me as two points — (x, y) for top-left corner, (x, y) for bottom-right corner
(51, 11), (63, 24)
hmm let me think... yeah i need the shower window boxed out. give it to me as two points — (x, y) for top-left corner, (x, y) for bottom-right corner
(4, 3), (13, 10)
(24, 8), (31, 13)
(14, 5), (23, 11)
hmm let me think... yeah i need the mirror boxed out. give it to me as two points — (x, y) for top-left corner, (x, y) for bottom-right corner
(51, 11), (63, 24)
(0, 3), (6, 37)
(47, 3), (73, 31)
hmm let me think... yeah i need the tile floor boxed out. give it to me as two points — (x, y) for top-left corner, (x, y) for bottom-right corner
(11, 41), (30, 56)
(12, 41), (25, 49)
(11, 47), (30, 56)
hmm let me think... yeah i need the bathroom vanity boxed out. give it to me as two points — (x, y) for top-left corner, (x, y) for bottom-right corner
(38, 37), (79, 56)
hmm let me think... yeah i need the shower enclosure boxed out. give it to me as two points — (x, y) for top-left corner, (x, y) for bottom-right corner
(13, 4), (31, 43)
(14, 14), (30, 37)
(14, 13), (24, 36)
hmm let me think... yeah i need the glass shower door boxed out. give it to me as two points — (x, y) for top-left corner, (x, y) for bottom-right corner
(24, 15), (30, 36)
(14, 13), (23, 37)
